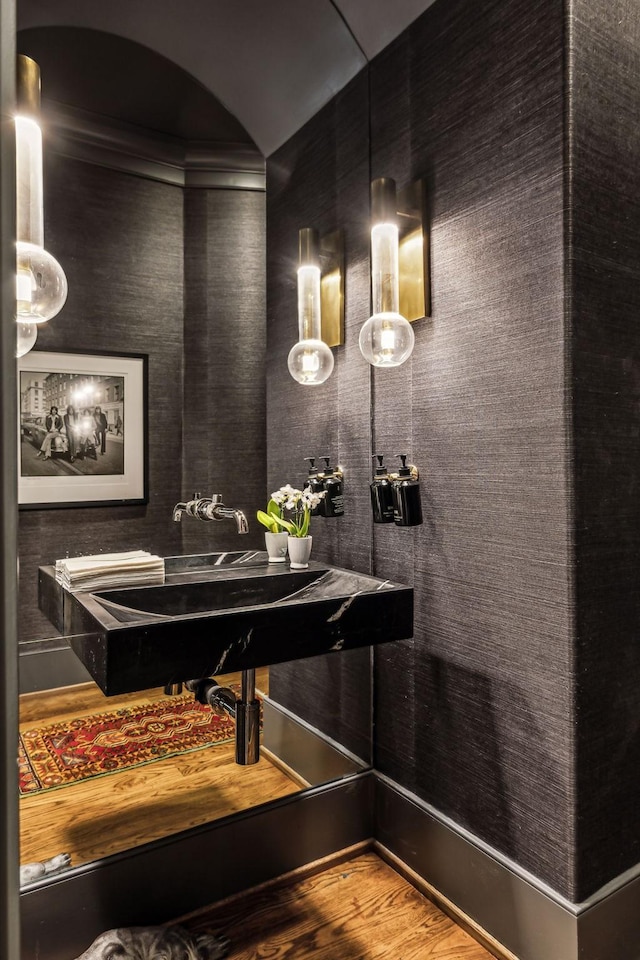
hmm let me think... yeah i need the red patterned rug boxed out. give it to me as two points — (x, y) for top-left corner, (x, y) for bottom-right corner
(19, 696), (239, 796)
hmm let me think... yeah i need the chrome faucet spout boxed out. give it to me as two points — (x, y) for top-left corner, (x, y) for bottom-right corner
(172, 502), (188, 522)
(210, 504), (250, 534)
(172, 493), (249, 533)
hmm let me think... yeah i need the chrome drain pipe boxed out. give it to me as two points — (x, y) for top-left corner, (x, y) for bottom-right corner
(184, 668), (259, 765)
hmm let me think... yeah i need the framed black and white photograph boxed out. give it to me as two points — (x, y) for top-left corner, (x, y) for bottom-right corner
(18, 350), (148, 509)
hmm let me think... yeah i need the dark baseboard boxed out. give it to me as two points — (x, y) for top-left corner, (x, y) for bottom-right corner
(19, 639), (93, 693)
(374, 773), (640, 960)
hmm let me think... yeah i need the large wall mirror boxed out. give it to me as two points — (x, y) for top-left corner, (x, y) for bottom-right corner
(14, 16), (372, 901)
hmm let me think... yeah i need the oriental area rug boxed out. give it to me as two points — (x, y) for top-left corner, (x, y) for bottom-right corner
(18, 696), (240, 796)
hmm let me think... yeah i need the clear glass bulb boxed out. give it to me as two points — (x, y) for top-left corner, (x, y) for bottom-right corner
(288, 338), (334, 385)
(361, 219), (415, 368)
(16, 240), (68, 324)
(359, 311), (415, 367)
(289, 260), (334, 385)
(16, 321), (37, 358)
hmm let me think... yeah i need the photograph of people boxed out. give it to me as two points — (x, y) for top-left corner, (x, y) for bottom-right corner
(63, 404), (79, 462)
(93, 405), (108, 455)
(77, 407), (97, 460)
(36, 406), (63, 460)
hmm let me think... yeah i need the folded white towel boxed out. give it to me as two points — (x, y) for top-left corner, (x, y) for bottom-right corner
(55, 551), (165, 592)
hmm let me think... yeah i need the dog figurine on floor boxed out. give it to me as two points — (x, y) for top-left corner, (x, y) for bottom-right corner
(73, 925), (230, 960)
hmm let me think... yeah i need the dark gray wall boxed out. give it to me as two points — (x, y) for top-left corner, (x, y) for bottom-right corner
(268, 0), (579, 899)
(370, 0), (573, 897)
(266, 71), (374, 763)
(18, 151), (267, 644)
(182, 188), (266, 557)
(571, 0), (640, 898)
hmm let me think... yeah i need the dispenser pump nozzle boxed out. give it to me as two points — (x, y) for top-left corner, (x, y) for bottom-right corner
(373, 454), (387, 476)
(396, 454), (411, 477)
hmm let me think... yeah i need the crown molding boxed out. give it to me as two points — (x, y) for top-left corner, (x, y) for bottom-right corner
(42, 100), (266, 191)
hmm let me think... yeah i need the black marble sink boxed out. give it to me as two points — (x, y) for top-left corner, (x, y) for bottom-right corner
(38, 552), (413, 696)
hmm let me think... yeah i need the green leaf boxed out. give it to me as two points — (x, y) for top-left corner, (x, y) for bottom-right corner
(266, 499), (282, 518)
(299, 510), (310, 538)
(256, 510), (279, 533)
(272, 514), (295, 535)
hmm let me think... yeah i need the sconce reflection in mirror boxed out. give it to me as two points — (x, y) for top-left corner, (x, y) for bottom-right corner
(359, 177), (430, 368)
(288, 227), (344, 386)
(15, 55), (68, 358)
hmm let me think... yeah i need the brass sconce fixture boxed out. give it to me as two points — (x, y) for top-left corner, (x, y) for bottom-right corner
(359, 177), (429, 368)
(287, 227), (344, 386)
(15, 55), (68, 358)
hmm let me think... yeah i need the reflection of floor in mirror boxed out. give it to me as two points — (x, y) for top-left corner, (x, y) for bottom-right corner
(19, 668), (303, 869)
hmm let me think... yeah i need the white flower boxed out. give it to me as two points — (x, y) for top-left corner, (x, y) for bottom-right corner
(271, 483), (300, 506)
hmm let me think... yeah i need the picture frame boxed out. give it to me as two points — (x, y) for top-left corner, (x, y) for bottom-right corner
(18, 349), (148, 509)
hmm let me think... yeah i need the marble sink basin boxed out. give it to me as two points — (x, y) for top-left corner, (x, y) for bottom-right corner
(38, 552), (413, 696)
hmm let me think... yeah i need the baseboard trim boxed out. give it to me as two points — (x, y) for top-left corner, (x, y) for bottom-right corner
(19, 639), (92, 693)
(374, 774), (640, 960)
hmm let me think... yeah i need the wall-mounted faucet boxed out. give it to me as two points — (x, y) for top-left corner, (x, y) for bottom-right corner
(172, 493), (249, 534)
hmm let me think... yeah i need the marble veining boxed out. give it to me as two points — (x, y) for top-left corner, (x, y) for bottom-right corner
(38, 553), (413, 696)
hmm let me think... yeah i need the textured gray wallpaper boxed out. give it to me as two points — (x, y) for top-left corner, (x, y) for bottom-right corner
(182, 188), (266, 557)
(570, 0), (640, 898)
(266, 72), (374, 762)
(267, 0), (578, 898)
(370, 0), (573, 897)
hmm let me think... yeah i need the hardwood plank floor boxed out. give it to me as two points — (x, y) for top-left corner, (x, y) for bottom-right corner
(19, 669), (303, 868)
(180, 849), (502, 959)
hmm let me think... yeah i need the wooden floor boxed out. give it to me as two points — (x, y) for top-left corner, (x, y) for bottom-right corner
(181, 848), (503, 960)
(19, 668), (303, 868)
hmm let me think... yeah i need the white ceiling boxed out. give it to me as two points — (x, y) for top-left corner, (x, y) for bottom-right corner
(17, 0), (436, 156)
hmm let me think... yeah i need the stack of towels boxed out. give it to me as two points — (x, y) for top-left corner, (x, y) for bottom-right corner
(55, 550), (165, 593)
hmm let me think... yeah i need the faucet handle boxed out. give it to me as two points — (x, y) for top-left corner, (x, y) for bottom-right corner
(210, 494), (222, 504)
(193, 491), (201, 500)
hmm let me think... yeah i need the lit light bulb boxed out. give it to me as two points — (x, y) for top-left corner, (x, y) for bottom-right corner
(13, 60), (68, 358)
(16, 321), (37, 358)
(360, 180), (416, 368)
(288, 229), (334, 386)
(16, 240), (68, 324)
(288, 337), (334, 385)
(359, 311), (415, 367)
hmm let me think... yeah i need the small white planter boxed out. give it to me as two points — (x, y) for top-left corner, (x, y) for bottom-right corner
(287, 535), (312, 569)
(264, 531), (289, 562)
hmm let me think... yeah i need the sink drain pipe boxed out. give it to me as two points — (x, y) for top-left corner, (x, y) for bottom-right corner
(185, 668), (260, 765)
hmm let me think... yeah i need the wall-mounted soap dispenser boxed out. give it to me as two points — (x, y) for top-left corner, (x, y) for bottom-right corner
(304, 457), (325, 515)
(392, 455), (423, 527)
(319, 457), (345, 517)
(370, 455), (395, 523)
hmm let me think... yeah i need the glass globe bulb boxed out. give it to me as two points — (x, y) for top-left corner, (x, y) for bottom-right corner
(16, 241), (68, 324)
(359, 311), (415, 367)
(287, 338), (334, 385)
(16, 321), (37, 358)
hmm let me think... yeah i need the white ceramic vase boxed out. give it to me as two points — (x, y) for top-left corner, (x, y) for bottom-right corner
(264, 531), (289, 562)
(287, 535), (312, 569)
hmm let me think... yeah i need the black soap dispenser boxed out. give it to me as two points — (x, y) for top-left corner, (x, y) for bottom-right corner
(319, 456), (345, 517)
(304, 457), (324, 515)
(370, 455), (395, 523)
(392, 455), (423, 527)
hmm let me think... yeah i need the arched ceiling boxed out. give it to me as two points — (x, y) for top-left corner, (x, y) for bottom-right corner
(17, 0), (436, 157)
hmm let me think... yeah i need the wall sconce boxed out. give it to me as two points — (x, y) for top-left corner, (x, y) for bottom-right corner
(359, 177), (429, 368)
(288, 227), (344, 386)
(15, 55), (68, 358)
